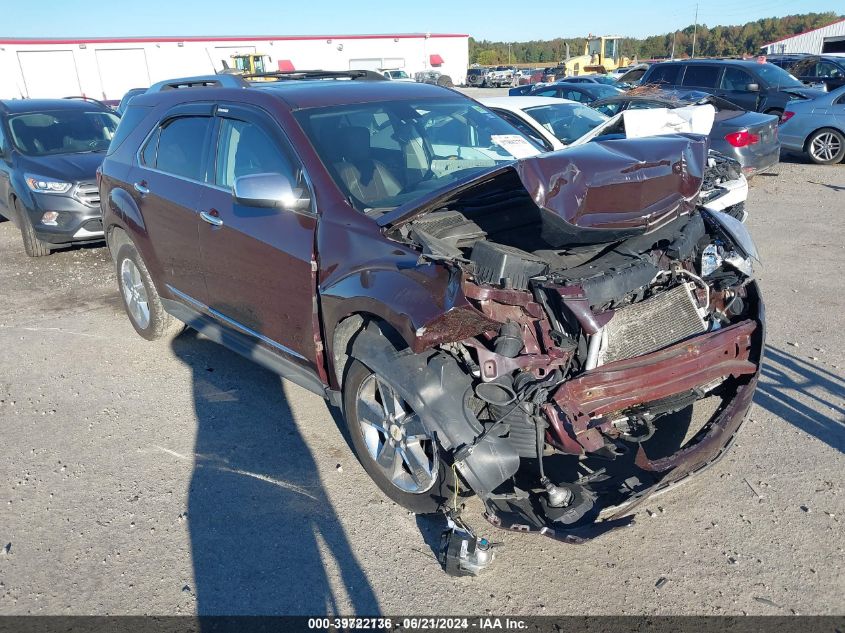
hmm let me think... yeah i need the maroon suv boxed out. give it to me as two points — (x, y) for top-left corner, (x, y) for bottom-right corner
(99, 72), (764, 561)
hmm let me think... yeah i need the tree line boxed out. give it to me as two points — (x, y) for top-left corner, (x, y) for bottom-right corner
(470, 12), (843, 66)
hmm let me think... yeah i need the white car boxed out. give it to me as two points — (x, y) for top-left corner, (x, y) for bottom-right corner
(381, 70), (415, 82)
(479, 96), (610, 151)
(481, 96), (750, 220)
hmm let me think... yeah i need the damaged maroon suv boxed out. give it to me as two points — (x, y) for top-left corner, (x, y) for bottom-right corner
(99, 72), (764, 573)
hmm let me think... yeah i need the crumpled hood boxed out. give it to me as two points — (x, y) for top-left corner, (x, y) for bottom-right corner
(380, 134), (709, 239)
(18, 151), (105, 182)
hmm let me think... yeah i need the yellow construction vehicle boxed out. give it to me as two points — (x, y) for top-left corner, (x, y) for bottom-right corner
(221, 53), (271, 76)
(581, 35), (630, 75)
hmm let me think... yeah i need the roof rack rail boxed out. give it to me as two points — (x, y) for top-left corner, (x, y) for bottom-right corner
(147, 74), (249, 93)
(244, 69), (388, 82)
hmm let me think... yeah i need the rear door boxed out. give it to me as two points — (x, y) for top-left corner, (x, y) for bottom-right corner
(133, 105), (214, 304)
(198, 104), (320, 371)
(0, 120), (11, 215)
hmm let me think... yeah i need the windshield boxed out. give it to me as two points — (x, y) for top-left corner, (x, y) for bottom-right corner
(295, 97), (541, 212)
(524, 103), (609, 144)
(592, 76), (619, 85)
(755, 63), (803, 88)
(589, 84), (625, 99)
(8, 110), (119, 156)
(389, 71), (409, 79)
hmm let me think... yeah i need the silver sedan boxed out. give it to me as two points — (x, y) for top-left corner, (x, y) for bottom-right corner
(779, 85), (845, 165)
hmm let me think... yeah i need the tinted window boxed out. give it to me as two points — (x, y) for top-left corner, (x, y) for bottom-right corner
(646, 64), (682, 85)
(682, 65), (721, 88)
(107, 105), (149, 155)
(141, 127), (160, 166)
(533, 88), (559, 97)
(818, 61), (844, 79)
(721, 67), (753, 91)
(153, 117), (211, 180)
(215, 119), (293, 189)
(560, 89), (585, 102)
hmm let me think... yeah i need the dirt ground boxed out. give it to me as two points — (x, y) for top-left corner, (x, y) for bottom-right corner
(0, 151), (843, 616)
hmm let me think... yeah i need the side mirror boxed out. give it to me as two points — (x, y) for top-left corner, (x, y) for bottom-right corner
(232, 173), (311, 211)
(746, 83), (760, 92)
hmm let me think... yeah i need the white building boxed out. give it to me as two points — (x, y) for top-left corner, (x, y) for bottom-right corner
(0, 33), (469, 100)
(761, 18), (845, 55)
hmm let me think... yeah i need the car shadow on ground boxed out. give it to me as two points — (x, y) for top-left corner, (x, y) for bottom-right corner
(755, 345), (845, 453)
(170, 330), (380, 615)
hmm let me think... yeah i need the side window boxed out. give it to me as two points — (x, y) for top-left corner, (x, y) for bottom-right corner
(0, 122), (7, 155)
(215, 118), (295, 189)
(493, 109), (553, 151)
(594, 102), (622, 116)
(151, 117), (211, 181)
(140, 127), (160, 166)
(682, 65), (721, 88)
(562, 90), (584, 102)
(818, 61), (844, 79)
(533, 88), (559, 97)
(646, 64), (682, 85)
(721, 67), (753, 91)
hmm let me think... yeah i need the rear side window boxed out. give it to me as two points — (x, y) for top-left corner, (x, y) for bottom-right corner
(682, 66), (721, 88)
(143, 116), (211, 181)
(106, 105), (149, 156)
(646, 64), (682, 85)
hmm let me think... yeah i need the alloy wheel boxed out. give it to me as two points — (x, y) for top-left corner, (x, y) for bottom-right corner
(356, 374), (438, 494)
(120, 258), (151, 330)
(810, 132), (842, 163)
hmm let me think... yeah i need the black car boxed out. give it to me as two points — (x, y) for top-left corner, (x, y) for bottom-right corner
(528, 82), (623, 103)
(766, 54), (845, 92)
(640, 58), (825, 116)
(0, 99), (118, 256)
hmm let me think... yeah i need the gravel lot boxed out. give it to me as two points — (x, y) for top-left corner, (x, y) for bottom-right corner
(0, 150), (843, 615)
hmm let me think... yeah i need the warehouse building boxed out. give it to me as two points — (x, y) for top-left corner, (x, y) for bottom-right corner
(761, 18), (845, 55)
(0, 33), (469, 100)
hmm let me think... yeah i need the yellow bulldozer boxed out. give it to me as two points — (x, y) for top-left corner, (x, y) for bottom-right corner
(581, 35), (630, 74)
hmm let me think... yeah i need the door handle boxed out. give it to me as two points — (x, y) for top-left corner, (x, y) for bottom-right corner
(200, 210), (223, 227)
(133, 181), (149, 195)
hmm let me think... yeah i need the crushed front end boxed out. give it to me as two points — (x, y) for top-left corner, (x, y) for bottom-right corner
(375, 135), (765, 543)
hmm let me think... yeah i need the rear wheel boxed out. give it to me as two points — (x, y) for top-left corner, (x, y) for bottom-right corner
(114, 240), (184, 341)
(15, 199), (51, 257)
(342, 358), (457, 514)
(806, 128), (845, 165)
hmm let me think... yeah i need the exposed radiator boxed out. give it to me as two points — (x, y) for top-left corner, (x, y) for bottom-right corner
(599, 283), (707, 365)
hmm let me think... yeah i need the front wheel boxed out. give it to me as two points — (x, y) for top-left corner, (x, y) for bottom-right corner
(114, 241), (184, 341)
(15, 199), (51, 257)
(806, 128), (845, 165)
(342, 359), (458, 514)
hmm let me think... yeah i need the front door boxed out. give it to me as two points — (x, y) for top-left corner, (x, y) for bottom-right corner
(716, 67), (761, 112)
(198, 105), (320, 371)
(133, 106), (214, 303)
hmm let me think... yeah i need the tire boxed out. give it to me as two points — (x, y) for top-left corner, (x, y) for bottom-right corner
(113, 240), (184, 341)
(342, 358), (461, 514)
(805, 128), (845, 165)
(15, 199), (52, 257)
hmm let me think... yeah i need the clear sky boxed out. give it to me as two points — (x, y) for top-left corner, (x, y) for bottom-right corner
(1, 0), (841, 41)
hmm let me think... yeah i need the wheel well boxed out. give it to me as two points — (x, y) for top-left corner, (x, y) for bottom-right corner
(804, 127), (845, 152)
(331, 314), (406, 388)
(107, 225), (131, 251)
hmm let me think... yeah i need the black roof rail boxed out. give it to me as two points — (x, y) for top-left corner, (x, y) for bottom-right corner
(63, 95), (112, 109)
(244, 69), (388, 82)
(147, 74), (249, 93)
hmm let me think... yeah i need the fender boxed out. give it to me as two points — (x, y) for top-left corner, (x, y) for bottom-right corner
(320, 260), (500, 387)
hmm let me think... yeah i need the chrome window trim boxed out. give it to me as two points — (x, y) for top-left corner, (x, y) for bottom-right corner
(166, 285), (307, 361)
